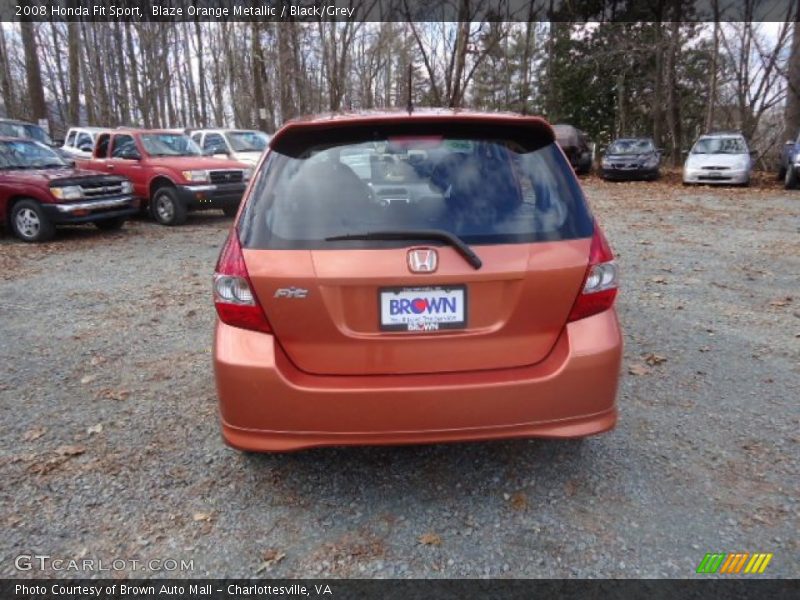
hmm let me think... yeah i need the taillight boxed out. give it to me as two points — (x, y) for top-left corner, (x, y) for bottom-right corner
(213, 232), (272, 333)
(567, 224), (619, 322)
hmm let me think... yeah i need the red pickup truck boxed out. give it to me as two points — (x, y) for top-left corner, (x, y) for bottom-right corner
(1, 136), (137, 242)
(76, 129), (251, 225)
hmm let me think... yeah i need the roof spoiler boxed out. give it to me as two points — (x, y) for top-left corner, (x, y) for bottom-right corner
(270, 114), (555, 158)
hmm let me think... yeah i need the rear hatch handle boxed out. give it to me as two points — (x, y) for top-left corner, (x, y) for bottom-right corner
(325, 229), (482, 270)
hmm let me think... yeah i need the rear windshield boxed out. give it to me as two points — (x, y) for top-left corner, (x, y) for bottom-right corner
(239, 137), (593, 249)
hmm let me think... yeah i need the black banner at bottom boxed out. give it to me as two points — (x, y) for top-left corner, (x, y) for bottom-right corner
(2, 579), (799, 600)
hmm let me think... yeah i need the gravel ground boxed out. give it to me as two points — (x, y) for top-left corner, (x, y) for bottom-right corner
(0, 177), (798, 579)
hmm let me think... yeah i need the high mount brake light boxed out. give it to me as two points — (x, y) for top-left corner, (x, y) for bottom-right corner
(213, 232), (272, 333)
(567, 225), (619, 322)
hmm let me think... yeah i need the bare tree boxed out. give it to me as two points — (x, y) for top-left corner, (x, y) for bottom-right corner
(20, 20), (47, 122)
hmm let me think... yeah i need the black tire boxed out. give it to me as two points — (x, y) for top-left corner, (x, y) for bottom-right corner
(222, 205), (238, 218)
(9, 199), (55, 243)
(785, 165), (798, 190)
(151, 187), (187, 226)
(778, 166), (786, 181)
(94, 216), (126, 230)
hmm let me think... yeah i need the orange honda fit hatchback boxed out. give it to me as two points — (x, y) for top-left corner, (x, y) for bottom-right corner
(213, 111), (622, 452)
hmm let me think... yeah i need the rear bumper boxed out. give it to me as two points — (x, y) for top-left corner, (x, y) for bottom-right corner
(214, 309), (623, 452)
(41, 195), (139, 224)
(176, 183), (245, 211)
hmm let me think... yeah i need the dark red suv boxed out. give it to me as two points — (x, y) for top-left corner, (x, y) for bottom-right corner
(0, 137), (137, 242)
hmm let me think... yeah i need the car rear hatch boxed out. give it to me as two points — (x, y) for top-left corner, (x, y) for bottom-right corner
(237, 114), (596, 376)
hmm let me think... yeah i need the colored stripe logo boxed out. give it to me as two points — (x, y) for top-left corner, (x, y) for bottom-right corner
(696, 553), (773, 574)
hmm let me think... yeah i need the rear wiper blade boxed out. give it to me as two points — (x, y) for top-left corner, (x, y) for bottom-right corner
(326, 229), (482, 270)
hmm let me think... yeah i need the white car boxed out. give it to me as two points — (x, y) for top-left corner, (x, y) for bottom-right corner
(61, 127), (104, 158)
(682, 133), (752, 186)
(189, 129), (269, 167)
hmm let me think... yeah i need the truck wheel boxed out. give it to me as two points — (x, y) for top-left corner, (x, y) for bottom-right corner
(151, 187), (187, 226)
(222, 206), (238, 218)
(10, 199), (55, 243)
(94, 216), (126, 231)
(785, 165), (798, 190)
(778, 166), (786, 181)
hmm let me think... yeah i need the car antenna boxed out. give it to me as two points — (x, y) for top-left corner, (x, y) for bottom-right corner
(406, 64), (414, 115)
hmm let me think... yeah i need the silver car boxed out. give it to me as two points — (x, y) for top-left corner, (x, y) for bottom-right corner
(682, 133), (752, 186)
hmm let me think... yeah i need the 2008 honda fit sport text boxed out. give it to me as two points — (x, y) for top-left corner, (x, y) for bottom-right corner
(213, 111), (622, 452)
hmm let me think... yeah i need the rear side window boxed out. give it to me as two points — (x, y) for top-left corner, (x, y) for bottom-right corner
(240, 137), (593, 249)
(76, 132), (93, 149)
(95, 134), (110, 158)
(111, 134), (136, 158)
(66, 131), (76, 146)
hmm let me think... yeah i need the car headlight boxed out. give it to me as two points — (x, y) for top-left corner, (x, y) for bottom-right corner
(121, 181), (133, 194)
(243, 168), (254, 181)
(50, 185), (83, 200)
(601, 158), (610, 167)
(182, 170), (209, 182)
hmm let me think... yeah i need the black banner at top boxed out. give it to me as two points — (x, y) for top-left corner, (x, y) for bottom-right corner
(0, 0), (798, 22)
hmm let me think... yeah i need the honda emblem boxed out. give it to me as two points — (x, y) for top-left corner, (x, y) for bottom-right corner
(407, 248), (438, 273)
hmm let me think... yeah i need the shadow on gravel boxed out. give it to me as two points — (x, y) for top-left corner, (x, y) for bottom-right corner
(130, 211), (233, 228)
(236, 438), (593, 501)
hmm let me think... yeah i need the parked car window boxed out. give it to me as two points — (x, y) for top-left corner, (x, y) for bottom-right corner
(0, 139), (67, 169)
(111, 134), (138, 158)
(95, 134), (111, 158)
(692, 137), (747, 154)
(191, 132), (202, 145)
(65, 130), (77, 146)
(203, 133), (228, 154)
(240, 138), (593, 249)
(140, 133), (201, 157)
(227, 131), (268, 152)
(607, 139), (654, 154)
(76, 132), (93, 150)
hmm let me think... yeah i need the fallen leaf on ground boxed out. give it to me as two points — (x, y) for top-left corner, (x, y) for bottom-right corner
(80, 374), (97, 385)
(56, 445), (86, 456)
(419, 532), (442, 546)
(769, 297), (792, 307)
(96, 388), (130, 401)
(644, 353), (667, 366)
(255, 550), (286, 574)
(510, 492), (528, 510)
(87, 424), (103, 435)
(564, 481), (578, 497)
(651, 276), (667, 284)
(193, 511), (213, 522)
(628, 364), (650, 376)
(262, 549), (286, 564)
(22, 427), (47, 442)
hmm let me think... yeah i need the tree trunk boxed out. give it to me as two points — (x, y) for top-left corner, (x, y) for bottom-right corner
(20, 21), (48, 122)
(67, 21), (80, 125)
(652, 17), (664, 147)
(705, 5), (720, 132)
(785, 1), (800, 139)
(0, 24), (15, 117)
(252, 21), (270, 131)
(666, 19), (682, 166)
